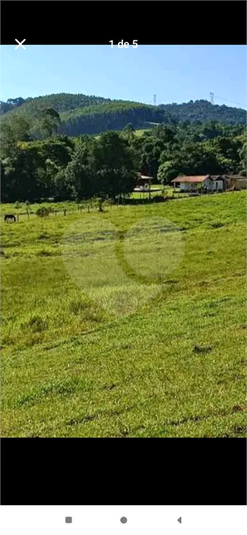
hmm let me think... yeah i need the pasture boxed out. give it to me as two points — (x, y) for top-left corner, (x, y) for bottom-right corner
(1, 191), (246, 437)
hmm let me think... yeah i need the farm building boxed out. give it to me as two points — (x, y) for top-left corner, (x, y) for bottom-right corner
(223, 175), (247, 190)
(134, 174), (162, 199)
(171, 175), (227, 193)
(135, 174), (153, 190)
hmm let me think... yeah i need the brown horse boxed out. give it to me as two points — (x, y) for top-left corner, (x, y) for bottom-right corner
(4, 214), (16, 223)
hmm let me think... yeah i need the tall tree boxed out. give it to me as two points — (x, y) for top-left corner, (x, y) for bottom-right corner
(39, 108), (61, 137)
(1, 115), (31, 158)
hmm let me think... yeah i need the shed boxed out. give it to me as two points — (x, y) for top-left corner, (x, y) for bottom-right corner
(134, 174), (154, 199)
(223, 175), (247, 190)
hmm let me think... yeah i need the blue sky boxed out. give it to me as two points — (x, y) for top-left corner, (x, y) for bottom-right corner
(1, 45), (246, 108)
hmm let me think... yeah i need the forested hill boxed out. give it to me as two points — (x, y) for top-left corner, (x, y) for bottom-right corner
(0, 93), (246, 137)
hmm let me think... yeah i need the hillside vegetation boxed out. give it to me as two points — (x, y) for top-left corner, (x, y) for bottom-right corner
(1, 117), (246, 202)
(1, 93), (246, 137)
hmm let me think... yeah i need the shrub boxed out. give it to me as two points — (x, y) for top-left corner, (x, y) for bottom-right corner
(22, 315), (48, 333)
(153, 195), (166, 203)
(36, 207), (51, 217)
(69, 299), (91, 315)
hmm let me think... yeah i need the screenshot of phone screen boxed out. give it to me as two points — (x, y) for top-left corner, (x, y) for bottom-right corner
(0, 0), (246, 533)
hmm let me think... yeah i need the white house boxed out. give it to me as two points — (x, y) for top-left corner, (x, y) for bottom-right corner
(171, 175), (227, 193)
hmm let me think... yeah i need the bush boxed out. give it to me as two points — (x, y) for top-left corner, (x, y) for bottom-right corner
(36, 207), (51, 217)
(153, 195), (166, 203)
(69, 299), (91, 315)
(22, 315), (48, 333)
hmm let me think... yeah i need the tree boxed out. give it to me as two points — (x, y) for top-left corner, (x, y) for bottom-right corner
(40, 138), (74, 167)
(2, 146), (46, 201)
(0, 97), (25, 114)
(64, 139), (95, 200)
(64, 131), (138, 201)
(53, 168), (70, 200)
(140, 138), (165, 180)
(123, 123), (135, 133)
(1, 123), (18, 159)
(153, 124), (176, 143)
(122, 123), (135, 142)
(202, 121), (223, 140)
(1, 115), (31, 158)
(157, 161), (179, 184)
(90, 131), (138, 199)
(238, 136), (247, 175)
(39, 108), (61, 137)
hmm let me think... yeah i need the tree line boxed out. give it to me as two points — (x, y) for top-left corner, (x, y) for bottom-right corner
(1, 109), (246, 203)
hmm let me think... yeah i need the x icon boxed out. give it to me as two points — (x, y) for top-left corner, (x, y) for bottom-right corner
(15, 39), (26, 50)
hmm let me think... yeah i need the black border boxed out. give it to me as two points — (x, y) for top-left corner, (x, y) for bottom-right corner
(1, 438), (246, 505)
(0, 1), (246, 44)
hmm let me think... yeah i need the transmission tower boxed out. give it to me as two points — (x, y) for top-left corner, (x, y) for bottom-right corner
(153, 94), (157, 106)
(210, 92), (214, 105)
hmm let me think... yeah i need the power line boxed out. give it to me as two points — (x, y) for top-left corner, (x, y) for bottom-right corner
(215, 95), (246, 108)
(210, 93), (246, 108)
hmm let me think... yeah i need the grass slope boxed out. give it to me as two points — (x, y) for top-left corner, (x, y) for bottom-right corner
(1, 192), (246, 437)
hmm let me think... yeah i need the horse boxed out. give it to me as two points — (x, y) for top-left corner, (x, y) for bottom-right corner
(4, 214), (16, 223)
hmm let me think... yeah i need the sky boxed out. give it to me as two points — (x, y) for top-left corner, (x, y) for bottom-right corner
(0, 44), (246, 109)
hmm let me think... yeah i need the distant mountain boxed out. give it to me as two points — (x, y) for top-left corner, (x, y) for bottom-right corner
(1, 93), (246, 137)
(158, 99), (246, 125)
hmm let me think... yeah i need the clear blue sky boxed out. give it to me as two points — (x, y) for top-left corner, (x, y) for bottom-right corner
(1, 45), (246, 108)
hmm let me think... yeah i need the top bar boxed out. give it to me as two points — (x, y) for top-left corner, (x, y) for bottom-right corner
(1, 1), (246, 45)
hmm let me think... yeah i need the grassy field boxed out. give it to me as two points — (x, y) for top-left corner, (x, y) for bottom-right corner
(131, 185), (185, 200)
(94, 127), (153, 140)
(0, 187), (183, 223)
(1, 191), (246, 437)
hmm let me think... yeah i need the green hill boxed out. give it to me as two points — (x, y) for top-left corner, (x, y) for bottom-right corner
(1, 93), (246, 137)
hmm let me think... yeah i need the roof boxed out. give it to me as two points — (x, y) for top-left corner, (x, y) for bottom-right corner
(172, 175), (226, 183)
(134, 188), (162, 192)
(172, 175), (210, 183)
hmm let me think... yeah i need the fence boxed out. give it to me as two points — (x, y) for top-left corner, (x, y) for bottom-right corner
(2, 188), (234, 223)
(2, 209), (69, 223)
(1, 202), (118, 223)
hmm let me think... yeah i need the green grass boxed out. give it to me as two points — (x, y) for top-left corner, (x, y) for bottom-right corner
(134, 128), (152, 137)
(1, 191), (246, 437)
(131, 185), (185, 200)
(94, 128), (152, 140)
